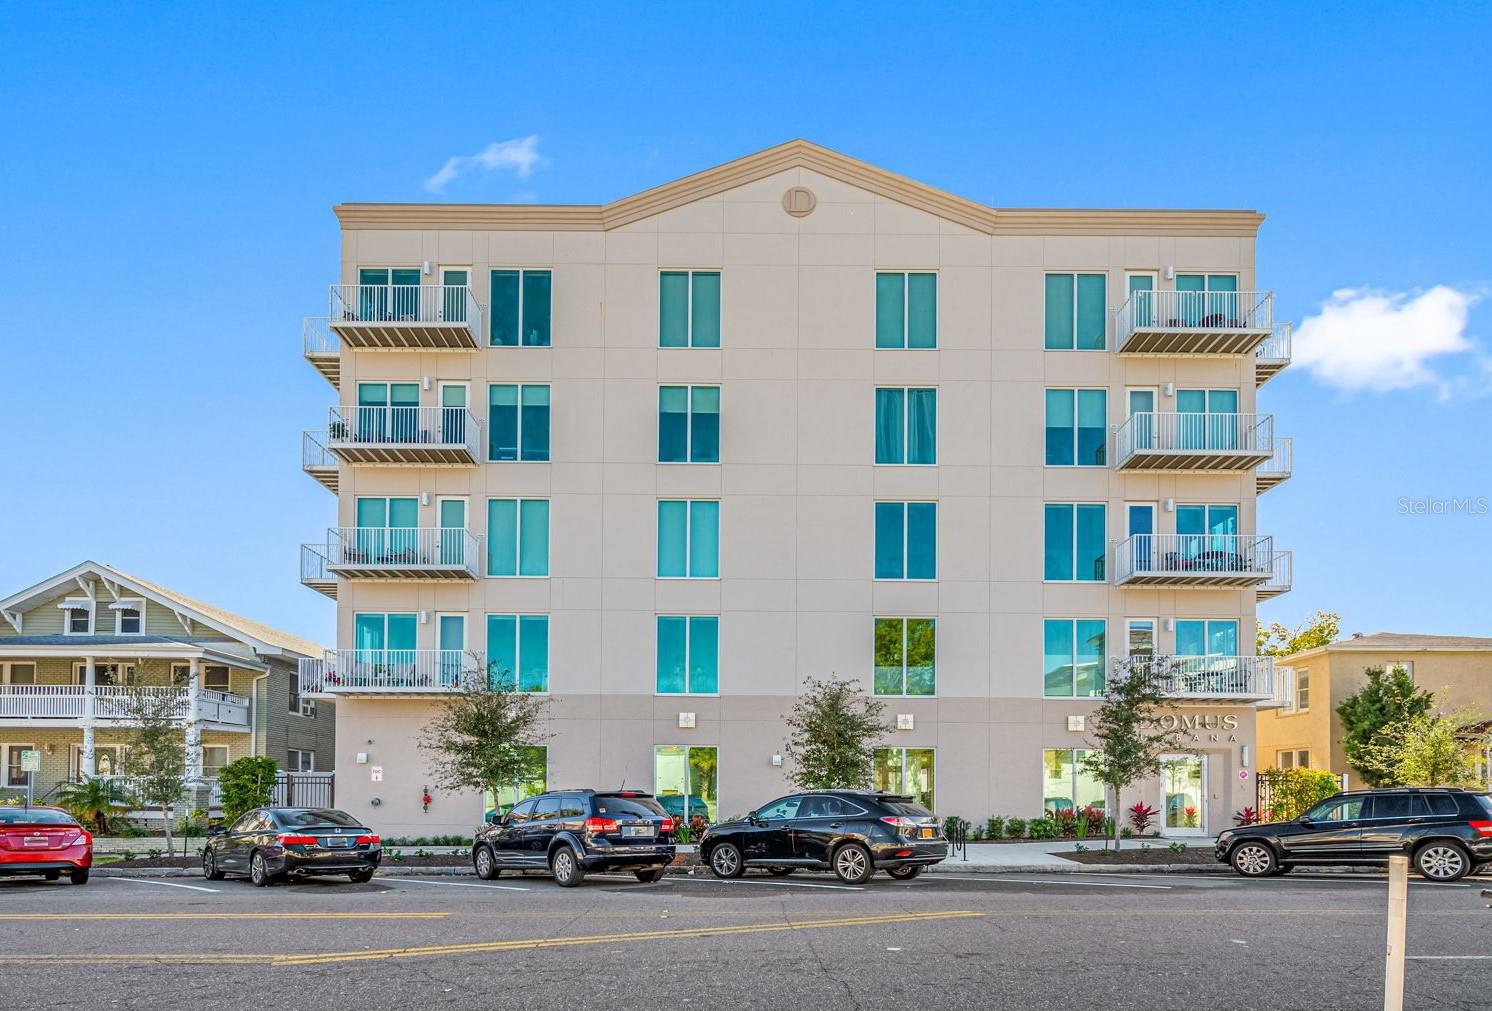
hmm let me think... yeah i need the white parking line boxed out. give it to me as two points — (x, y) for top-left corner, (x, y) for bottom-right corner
(679, 875), (863, 891)
(1266, 875), (1471, 889)
(107, 878), (221, 894)
(384, 876), (530, 892)
(1407, 955), (1492, 961)
(933, 875), (1171, 890)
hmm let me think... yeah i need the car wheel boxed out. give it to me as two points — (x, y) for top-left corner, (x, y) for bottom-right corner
(203, 850), (225, 881)
(348, 869), (376, 884)
(249, 851), (274, 887)
(887, 865), (923, 880)
(44, 871), (60, 881)
(708, 842), (745, 879)
(1415, 842), (1471, 882)
(634, 867), (665, 884)
(1229, 842), (1277, 877)
(68, 869), (89, 886)
(767, 867), (796, 877)
(832, 842), (873, 885)
(473, 844), (500, 880)
(550, 847), (585, 887)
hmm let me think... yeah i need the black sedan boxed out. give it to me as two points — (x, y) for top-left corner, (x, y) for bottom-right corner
(203, 807), (381, 886)
(699, 790), (946, 884)
(1216, 787), (1492, 882)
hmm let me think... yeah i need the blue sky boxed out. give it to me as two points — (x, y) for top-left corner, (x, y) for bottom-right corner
(2, 2), (1488, 645)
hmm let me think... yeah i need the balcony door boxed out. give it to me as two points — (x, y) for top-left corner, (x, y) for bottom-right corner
(437, 497), (467, 567)
(439, 383), (468, 446)
(358, 267), (421, 322)
(437, 613), (466, 686)
(353, 612), (418, 685)
(1176, 503), (1238, 565)
(1126, 273), (1155, 328)
(440, 267), (469, 323)
(1175, 388), (1239, 450)
(356, 382), (419, 443)
(1127, 503), (1155, 572)
(1175, 273), (1238, 326)
(355, 497), (418, 562)
(1176, 619), (1240, 692)
(1126, 388), (1157, 450)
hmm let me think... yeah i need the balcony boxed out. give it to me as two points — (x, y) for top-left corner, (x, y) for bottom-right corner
(302, 431), (338, 492)
(1114, 534), (1278, 587)
(1115, 655), (1278, 704)
(302, 316), (340, 385)
(0, 685), (250, 729)
(300, 544), (336, 599)
(315, 527), (480, 582)
(1256, 437), (1292, 494)
(1115, 413), (1275, 472)
(1115, 289), (1273, 355)
(1257, 550), (1292, 600)
(328, 284), (482, 349)
(327, 405), (482, 467)
(1255, 323), (1292, 385)
(300, 649), (476, 696)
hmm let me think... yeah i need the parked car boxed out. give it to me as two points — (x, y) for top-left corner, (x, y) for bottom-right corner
(203, 807), (381, 886)
(699, 790), (947, 885)
(471, 790), (676, 886)
(1216, 787), (1492, 882)
(0, 807), (92, 884)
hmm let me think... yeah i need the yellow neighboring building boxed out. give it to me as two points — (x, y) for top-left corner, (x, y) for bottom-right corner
(1257, 632), (1492, 783)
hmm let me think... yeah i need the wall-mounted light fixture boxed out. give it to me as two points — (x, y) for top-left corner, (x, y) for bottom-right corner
(1165, 617), (1176, 632)
(1164, 266), (1175, 280)
(422, 260), (432, 275)
(420, 491), (430, 506)
(1164, 498), (1175, 512)
(770, 753), (783, 767)
(422, 376), (431, 391)
(1164, 382), (1175, 397)
(419, 611), (428, 624)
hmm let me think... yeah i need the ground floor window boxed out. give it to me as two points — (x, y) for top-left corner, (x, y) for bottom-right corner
(1276, 749), (1310, 770)
(202, 746), (230, 776)
(286, 749), (314, 772)
(1, 663), (36, 684)
(72, 663), (134, 685)
(654, 745), (718, 823)
(3, 743), (36, 786)
(484, 745), (548, 817)
(873, 748), (935, 811)
(1042, 749), (1105, 813)
(70, 745), (125, 779)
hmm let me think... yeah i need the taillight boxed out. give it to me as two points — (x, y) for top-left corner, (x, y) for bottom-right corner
(1470, 821), (1492, 838)
(895, 849), (913, 858)
(356, 834), (380, 845)
(69, 832), (91, 847)
(584, 817), (618, 834)
(880, 816), (916, 835)
(659, 818), (676, 833)
(278, 834), (317, 846)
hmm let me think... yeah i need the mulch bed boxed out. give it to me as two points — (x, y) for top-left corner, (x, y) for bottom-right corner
(1065, 846), (1217, 865)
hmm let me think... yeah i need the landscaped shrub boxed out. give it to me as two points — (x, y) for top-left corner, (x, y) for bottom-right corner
(1128, 802), (1158, 835)
(1233, 806), (1261, 826)
(1053, 808), (1079, 837)
(1004, 817), (1028, 839)
(985, 816), (1005, 840)
(1082, 806), (1107, 837)
(218, 756), (278, 822)
(943, 815), (971, 840)
(1027, 816), (1059, 840)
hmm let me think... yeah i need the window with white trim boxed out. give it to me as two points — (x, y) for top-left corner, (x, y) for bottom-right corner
(62, 601), (93, 635)
(202, 746), (230, 776)
(113, 599), (144, 635)
(3, 744), (37, 787)
(287, 750), (314, 772)
(1276, 749), (1311, 770)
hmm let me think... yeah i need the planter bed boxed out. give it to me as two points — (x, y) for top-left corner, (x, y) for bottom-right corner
(1065, 847), (1218, 866)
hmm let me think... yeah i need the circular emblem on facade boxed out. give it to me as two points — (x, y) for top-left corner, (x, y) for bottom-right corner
(781, 186), (817, 217)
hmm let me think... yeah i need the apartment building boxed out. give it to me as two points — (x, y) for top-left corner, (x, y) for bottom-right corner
(297, 140), (1295, 839)
(0, 561), (333, 807)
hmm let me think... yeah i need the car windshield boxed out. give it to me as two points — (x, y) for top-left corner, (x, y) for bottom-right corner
(274, 809), (361, 828)
(881, 800), (933, 818)
(0, 808), (76, 826)
(594, 796), (666, 818)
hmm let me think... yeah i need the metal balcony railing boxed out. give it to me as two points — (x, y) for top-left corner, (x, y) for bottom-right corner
(302, 430), (336, 469)
(320, 527), (480, 580)
(327, 405), (481, 463)
(1115, 412), (1275, 470)
(328, 284), (482, 348)
(302, 315), (338, 356)
(1114, 534), (1277, 586)
(1257, 437), (1293, 493)
(302, 649), (476, 693)
(1115, 655), (1276, 701)
(1258, 550), (1293, 600)
(1115, 289), (1274, 354)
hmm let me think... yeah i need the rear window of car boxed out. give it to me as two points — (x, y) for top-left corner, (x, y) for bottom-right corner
(1426, 794), (1461, 817)
(593, 796), (667, 818)
(275, 809), (360, 828)
(1474, 794), (1492, 816)
(0, 808), (76, 826)
(880, 800), (932, 818)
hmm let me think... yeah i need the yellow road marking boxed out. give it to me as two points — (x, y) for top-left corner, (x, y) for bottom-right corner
(0, 913), (450, 922)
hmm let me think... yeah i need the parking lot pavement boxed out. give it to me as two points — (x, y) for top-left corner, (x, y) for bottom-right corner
(0, 870), (1487, 1009)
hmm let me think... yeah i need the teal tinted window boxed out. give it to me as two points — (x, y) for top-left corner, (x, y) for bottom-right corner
(487, 499), (549, 576)
(1045, 389), (1107, 466)
(690, 273), (720, 348)
(688, 501), (719, 578)
(1044, 389), (1074, 465)
(875, 272), (937, 348)
(875, 502), (936, 580)
(657, 501), (718, 578)
(876, 388), (936, 465)
(521, 271), (551, 346)
(659, 387), (689, 462)
(490, 270), (519, 346)
(1044, 503), (1106, 581)
(660, 271), (720, 347)
(1043, 504), (1074, 580)
(1045, 273), (1107, 350)
(1076, 274), (1106, 349)
(875, 389), (905, 464)
(1075, 504), (1106, 581)
(1176, 619), (1238, 658)
(874, 617), (935, 696)
(488, 384), (550, 461)
(659, 386), (719, 463)
(486, 614), (549, 692)
(1044, 619), (1105, 697)
(656, 615), (718, 694)
(490, 270), (550, 346)
(1044, 274), (1074, 349)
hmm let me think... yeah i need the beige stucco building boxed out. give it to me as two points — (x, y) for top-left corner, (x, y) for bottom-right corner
(1258, 632), (1492, 781)
(297, 140), (1295, 839)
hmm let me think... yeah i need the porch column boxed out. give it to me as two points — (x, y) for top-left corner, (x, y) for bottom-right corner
(80, 656), (96, 779)
(184, 657), (203, 786)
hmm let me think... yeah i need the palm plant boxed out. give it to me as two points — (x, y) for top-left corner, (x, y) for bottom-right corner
(54, 777), (134, 834)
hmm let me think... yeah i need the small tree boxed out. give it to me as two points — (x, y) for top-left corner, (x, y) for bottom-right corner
(53, 776), (134, 835)
(219, 756), (279, 823)
(1336, 665), (1435, 786)
(1257, 610), (1340, 656)
(1357, 708), (1488, 787)
(119, 686), (188, 856)
(417, 657), (551, 806)
(1080, 658), (1189, 850)
(1257, 767), (1342, 821)
(782, 676), (891, 792)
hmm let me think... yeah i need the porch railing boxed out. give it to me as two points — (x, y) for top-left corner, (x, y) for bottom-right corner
(0, 685), (247, 726)
(1114, 533), (1276, 582)
(1115, 412), (1274, 463)
(327, 404), (481, 456)
(1258, 437), (1293, 478)
(1115, 289), (1273, 341)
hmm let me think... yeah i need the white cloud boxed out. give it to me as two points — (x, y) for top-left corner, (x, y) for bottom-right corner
(425, 135), (543, 192)
(1293, 286), (1481, 394)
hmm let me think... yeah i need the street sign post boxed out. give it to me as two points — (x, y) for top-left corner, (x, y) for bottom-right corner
(19, 750), (40, 807)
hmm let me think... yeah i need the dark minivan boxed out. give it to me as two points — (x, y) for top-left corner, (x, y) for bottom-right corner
(472, 790), (676, 886)
(699, 790), (946, 884)
(1216, 788), (1492, 881)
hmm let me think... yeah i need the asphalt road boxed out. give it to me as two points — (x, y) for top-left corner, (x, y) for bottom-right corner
(1, 868), (1488, 1010)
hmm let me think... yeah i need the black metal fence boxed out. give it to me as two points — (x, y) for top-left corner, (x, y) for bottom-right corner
(270, 773), (335, 808)
(1255, 770), (1347, 821)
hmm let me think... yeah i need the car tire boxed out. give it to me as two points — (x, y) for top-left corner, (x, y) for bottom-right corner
(831, 842), (874, 885)
(249, 851), (274, 887)
(473, 844), (501, 880)
(44, 871), (61, 881)
(767, 867), (796, 877)
(887, 865), (923, 881)
(348, 869), (376, 884)
(1229, 841), (1277, 877)
(708, 842), (745, 879)
(550, 847), (585, 887)
(68, 869), (89, 886)
(634, 867), (665, 884)
(203, 850), (225, 881)
(1415, 841), (1471, 882)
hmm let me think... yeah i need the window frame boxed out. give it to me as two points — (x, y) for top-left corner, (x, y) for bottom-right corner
(653, 744), (720, 823)
(655, 614), (720, 696)
(62, 599), (94, 635)
(111, 598), (145, 635)
(2, 743), (37, 787)
(485, 613), (551, 693)
(201, 745), (230, 776)
(656, 500), (720, 580)
(489, 267), (553, 347)
(874, 386), (938, 466)
(1043, 502), (1108, 583)
(486, 498), (551, 578)
(873, 501), (938, 581)
(658, 269), (722, 348)
(874, 271), (938, 349)
(486, 383), (551, 462)
(1043, 271), (1108, 351)
(1042, 618), (1107, 698)
(873, 617), (937, 698)
(657, 385), (721, 464)
(1043, 388), (1108, 467)
(1042, 747), (1107, 814)
(1293, 668), (1311, 712)
(2, 662), (38, 685)
(872, 746), (937, 811)
(286, 749), (314, 773)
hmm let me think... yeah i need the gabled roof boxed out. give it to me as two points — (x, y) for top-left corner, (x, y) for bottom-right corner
(0, 561), (324, 659)
(335, 139), (1265, 237)
(1325, 632), (1492, 651)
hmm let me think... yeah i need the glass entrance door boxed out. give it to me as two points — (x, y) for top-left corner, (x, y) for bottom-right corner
(440, 268), (469, 322)
(438, 498), (467, 567)
(437, 613), (465, 686)
(1127, 503), (1155, 572)
(1160, 755), (1207, 836)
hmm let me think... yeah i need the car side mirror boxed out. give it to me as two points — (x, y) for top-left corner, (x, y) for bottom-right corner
(748, 813), (762, 826)
(208, 825), (226, 836)
(1297, 816), (1313, 826)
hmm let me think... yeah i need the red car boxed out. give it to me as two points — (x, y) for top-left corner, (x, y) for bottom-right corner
(0, 807), (92, 884)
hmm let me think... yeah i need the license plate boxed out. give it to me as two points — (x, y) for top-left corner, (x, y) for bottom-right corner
(622, 825), (652, 838)
(325, 836), (353, 848)
(919, 828), (934, 839)
(23, 837), (48, 847)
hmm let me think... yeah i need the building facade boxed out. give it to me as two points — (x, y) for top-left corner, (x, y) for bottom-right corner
(0, 561), (333, 808)
(298, 141), (1294, 839)
(1258, 633), (1492, 781)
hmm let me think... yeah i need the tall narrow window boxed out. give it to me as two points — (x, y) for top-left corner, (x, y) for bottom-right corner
(875, 272), (937, 348)
(874, 618), (936, 696)
(490, 269), (552, 346)
(1044, 389), (1107, 466)
(1043, 503), (1106, 581)
(658, 386), (720, 463)
(874, 502), (937, 580)
(488, 384), (550, 461)
(656, 616), (719, 694)
(659, 271), (721, 348)
(657, 501), (720, 578)
(1043, 619), (1106, 697)
(872, 748), (935, 810)
(486, 614), (550, 692)
(487, 499), (550, 576)
(874, 388), (937, 465)
(654, 746), (719, 822)
(1042, 749), (1106, 813)
(1044, 273), (1107, 350)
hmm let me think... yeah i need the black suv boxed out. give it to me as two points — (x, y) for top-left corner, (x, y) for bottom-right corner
(471, 790), (676, 887)
(699, 790), (946, 884)
(1216, 788), (1492, 882)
